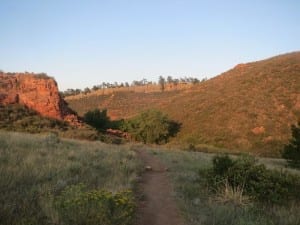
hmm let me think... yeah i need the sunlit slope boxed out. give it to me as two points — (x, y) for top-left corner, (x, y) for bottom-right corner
(67, 52), (300, 156)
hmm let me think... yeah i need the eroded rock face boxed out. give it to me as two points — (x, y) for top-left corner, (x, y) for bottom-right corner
(0, 73), (80, 125)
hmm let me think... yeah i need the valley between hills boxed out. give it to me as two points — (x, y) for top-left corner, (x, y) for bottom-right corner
(1, 52), (300, 225)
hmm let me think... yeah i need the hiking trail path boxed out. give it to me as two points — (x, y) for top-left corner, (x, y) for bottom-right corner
(135, 149), (185, 225)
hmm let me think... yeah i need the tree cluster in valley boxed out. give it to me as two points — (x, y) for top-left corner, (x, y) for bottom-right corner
(83, 108), (181, 144)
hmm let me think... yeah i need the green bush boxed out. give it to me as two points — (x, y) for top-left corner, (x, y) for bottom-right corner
(282, 121), (300, 168)
(83, 109), (111, 131)
(212, 154), (235, 176)
(122, 109), (180, 144)
(210, 154), (300, 204)
(55, 184), (135, 225)
(0, 104), (69, 133)
(99, 133), (125, 145)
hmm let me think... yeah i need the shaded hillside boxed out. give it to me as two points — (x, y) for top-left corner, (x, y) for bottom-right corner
(0, 104), (99, 140)
(66, 52), (300, 156)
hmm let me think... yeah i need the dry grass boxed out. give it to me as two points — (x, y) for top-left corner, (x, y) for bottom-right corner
(214, 180), (251, 207)
(0, 131), (142, 225)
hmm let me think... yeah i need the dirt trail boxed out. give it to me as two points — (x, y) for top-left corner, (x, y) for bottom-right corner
(135, 149), (185, 225)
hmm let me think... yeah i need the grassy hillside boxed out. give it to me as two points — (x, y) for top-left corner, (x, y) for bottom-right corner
(66, 52), (300, 156)
(0, 131), (141, 225)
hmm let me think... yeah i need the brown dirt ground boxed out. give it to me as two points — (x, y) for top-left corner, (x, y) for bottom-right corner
(135, 149), (185, 225)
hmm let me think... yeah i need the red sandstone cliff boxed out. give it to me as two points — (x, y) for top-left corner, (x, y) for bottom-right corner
(0, 72), (80, 125)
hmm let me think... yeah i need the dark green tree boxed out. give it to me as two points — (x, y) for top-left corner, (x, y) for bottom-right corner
(167, 76), (173, 84)
(83, 109), (110, 131)
(191, 77), (200, 84)
(158, 76), (165, 91)
(282, 121), (300, 168)
(83, 87), (91, 94)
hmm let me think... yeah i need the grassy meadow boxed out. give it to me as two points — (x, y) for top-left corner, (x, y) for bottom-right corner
(0, 131), (142, 225)
(150, 148), (300, 225)
(1, 129), (300, 225)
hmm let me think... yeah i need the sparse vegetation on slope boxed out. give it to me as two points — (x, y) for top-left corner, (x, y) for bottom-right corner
(66, 52), (300, 156)
(0, 104), (69, 132)
(66, 90), (182, 119)
(0, 104), (101, 141)
(0, 131), (141, 225)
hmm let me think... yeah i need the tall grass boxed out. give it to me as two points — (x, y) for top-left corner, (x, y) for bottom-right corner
(0, 131), (141, 225)
(152, 149), (300, 225)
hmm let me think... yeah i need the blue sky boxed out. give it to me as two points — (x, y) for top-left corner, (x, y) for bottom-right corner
(0, 0), (299, 90)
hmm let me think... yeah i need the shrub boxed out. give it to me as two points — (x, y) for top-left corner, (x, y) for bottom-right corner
(35, 73), (53, 79)
(212, 154), (235, 176)
(99, 133), (125, 145)
(0, 104), (69, 133)
(55, 184), (135, 225)
(83, 109), (111, 131)
(210, 154), (300, 204)
(122, 109), (180, 144)
(281, 121), (300, 168)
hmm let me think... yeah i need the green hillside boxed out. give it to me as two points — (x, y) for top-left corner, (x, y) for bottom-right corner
(66, 52), (300, 156)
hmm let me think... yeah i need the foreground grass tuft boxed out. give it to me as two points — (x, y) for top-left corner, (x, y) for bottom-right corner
(214, 179), (251, 207)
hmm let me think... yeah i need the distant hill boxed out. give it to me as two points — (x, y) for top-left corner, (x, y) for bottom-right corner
(66, 52), (300, 156)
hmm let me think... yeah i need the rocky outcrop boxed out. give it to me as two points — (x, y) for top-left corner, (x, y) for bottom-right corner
(0, 72), (80, 125)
